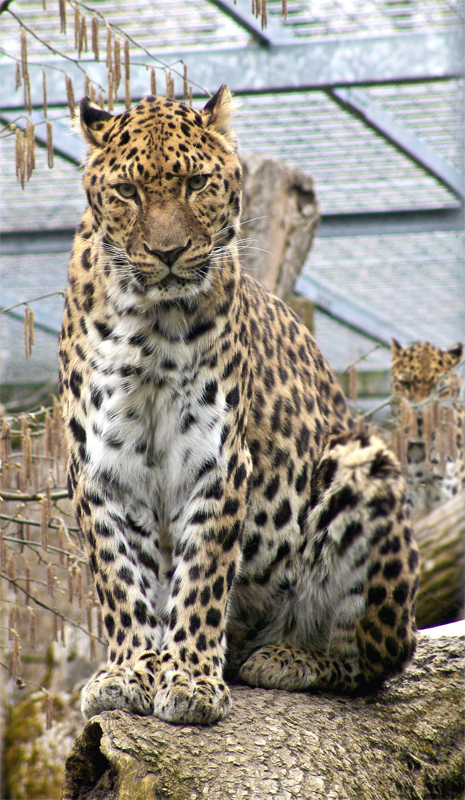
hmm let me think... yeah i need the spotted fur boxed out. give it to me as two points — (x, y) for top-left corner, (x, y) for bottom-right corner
(59, 87), (418, 725)
(391, 338), (464, 512)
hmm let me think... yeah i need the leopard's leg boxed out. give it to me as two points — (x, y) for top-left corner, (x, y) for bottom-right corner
(75, 477), (164, 719)
(239, 432), (419, 694)
(151, 450), (251, 725)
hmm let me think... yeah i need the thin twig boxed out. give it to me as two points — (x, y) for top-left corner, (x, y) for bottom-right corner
(342, 343), (383, 374)
(0, 513), (79, 533)
(69, 0), (211, 96)
(0, 572), (105, 644)
(0, 489), (69, 502)
(6, 8), (105, 87)
(1, 535), (80, 560)
(0, 291), (65, 315)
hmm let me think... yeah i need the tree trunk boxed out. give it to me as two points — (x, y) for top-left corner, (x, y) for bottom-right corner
(240, 152), (320, 305)
(62, 634), (464, 800)
(415, 491), (465, 629)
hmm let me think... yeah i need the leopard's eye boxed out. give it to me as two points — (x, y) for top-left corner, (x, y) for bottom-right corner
(187, 174), (208, 192)
(116, 183), (138, 200)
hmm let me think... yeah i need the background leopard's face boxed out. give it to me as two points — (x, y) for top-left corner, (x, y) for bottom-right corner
(391, 338), (463, 401)
(79, 87), (242, 298)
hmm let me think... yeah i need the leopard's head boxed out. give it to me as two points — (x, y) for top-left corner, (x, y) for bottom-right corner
(79, 85), (241, 300)
(390, 338), (463, 401)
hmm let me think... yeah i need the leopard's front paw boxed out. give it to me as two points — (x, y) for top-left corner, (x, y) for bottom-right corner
(81, 651), (159, 719)
(153, 668), (231, 725)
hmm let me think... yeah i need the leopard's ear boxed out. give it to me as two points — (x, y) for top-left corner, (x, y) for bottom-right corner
(445, 342), (463, 364)
(202, 85), (236, 149)
(77, 96), (115, 148)
(391, 338), (403, 357)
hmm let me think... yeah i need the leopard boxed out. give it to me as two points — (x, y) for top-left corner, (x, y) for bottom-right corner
(58, 85), (419, 726)
(391, 338), (464, 513)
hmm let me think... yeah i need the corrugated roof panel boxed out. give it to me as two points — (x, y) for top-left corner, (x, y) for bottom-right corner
(234, 92), (460, 213)
(267, 0), (462, 37)
(366, 80), (464, 172)
(0, 0), (251, 59)
(305, 228), (465, 371)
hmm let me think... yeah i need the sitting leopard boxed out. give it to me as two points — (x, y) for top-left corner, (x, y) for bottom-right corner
(391, 338), (464, 513)
(59, 86), (419, 725)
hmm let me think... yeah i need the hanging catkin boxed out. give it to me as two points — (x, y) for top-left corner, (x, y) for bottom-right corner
(57, 522), (65, 566)
(80, 16), (88, 55)
(150, 67), (157, 97)
(165, 70), (175, 99)
(26, 118), (35, 180)
(40, 494), (50, 551)
(11, 630), (21, 681)
(44, 409), (53, 461)
(76, 565), (83, 608)
(114, 37), (121, 92)
(124, 38), (131, 109)
(74, 4), (80, 51)
(15, 60), (22, 90)
(20, 30), (32, 113)
(91, 15), (100, 61)
(24, 305), (34, 357)
(42, 66), (48, 117)
(53, 397), (62, 460)
(106, 25), (112, 71)
(32, 438), (40, 493)
(1, 418), (12, 466)
(53, 612), (59, 642)
(28, 607), (36, 649)
(0, 536), (6, 573)
(107, 70), (114, 111)
(65, 74), (76, 117)
(15, 129), (26, 189)
(68, 565), (74, 603)
(21, 417), (32, 484)
(46, 120), (54, 168)
(47, 564), (56, 598)
(58, 0), (67, 34)
(183, 63), (188, 102)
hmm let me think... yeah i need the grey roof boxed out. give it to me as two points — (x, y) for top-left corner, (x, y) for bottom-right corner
(266, 0), (461, 37)
(233, 86), (462, 214)
(0, 0), (250, 58)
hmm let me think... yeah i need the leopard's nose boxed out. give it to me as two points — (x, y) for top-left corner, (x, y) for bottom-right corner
(144, 242), (190, 267)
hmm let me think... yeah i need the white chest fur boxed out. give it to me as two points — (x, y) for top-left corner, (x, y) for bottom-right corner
(82, 313), (226, 535)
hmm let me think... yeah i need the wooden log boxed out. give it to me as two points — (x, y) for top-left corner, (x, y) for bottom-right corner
(62, 634), (464, 800)
(415, 490), (465, 629)
(240, 152), (320, 301)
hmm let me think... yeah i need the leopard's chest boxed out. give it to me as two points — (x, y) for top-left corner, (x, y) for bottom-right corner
(81, 326), (227, 524)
